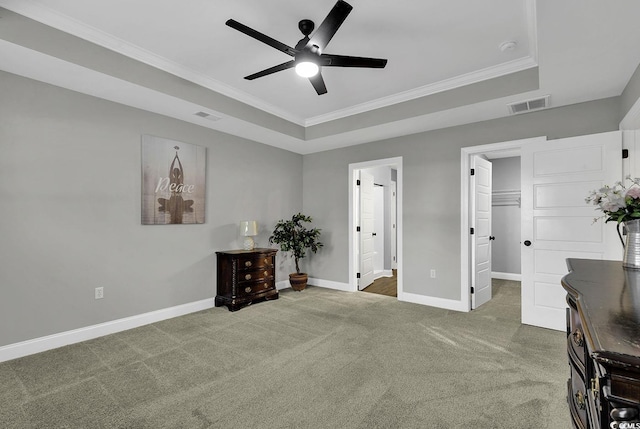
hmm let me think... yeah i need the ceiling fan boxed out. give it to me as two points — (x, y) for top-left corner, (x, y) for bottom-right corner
(226, 0), (387, 95)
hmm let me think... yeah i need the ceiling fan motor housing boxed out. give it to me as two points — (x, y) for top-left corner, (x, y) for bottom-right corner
(298, 19), (315, 36)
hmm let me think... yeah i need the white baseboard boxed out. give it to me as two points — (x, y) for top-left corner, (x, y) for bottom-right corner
(277, 278), (352, 292)
(308, 277), (352, 292)
(0, 298), (215, 363)
(492, 272), (522, 281)
(398, 291), (469, 312)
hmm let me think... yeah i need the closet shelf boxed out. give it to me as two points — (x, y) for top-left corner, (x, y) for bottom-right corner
(492, 189), (521, 207)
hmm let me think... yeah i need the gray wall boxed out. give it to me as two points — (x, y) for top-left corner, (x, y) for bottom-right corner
(302, 97), (621, 301)
(491, 157), (521, 275)
(0, 71), (302, 347)
(621, 63), (640, 122)
(0, 68), (631, 349)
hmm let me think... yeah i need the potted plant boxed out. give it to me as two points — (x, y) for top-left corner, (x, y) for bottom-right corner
(269, 213), (323, 291)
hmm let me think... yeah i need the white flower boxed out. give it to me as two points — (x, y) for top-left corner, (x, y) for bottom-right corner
(602, 197), (625, 212)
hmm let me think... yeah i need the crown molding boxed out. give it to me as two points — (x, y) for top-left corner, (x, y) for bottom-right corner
(305, 57), (538, 126)
(1, 0), (539, 128)
(305, 0), (539, 126)
(0, 0), (307, 126)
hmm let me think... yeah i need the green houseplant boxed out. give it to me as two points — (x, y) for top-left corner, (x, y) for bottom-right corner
(269, 213), (323, 291)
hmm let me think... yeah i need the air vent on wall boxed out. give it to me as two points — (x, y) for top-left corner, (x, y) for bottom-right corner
(507, 95), (550, 115)
(194, 111), (222, 121)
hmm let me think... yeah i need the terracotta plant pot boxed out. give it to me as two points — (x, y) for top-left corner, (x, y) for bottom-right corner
(289, 273), (308, 291)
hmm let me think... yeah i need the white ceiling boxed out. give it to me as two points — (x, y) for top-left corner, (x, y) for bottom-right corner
(1, 0), (640, 154)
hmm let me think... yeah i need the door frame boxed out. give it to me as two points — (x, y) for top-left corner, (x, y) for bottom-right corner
(349, 157), (403, 296)
(460, 137), (546, 312)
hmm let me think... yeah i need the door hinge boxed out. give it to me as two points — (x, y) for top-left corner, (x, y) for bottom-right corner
(357, 179), (361, 185)
(357, 226), (361, 232)
(470, 168), (475, 176)
(357, 273), (361, 279)
(623, 149), (629, 159)
(470, 227), (475, 235)
(471, 287), (475, 294)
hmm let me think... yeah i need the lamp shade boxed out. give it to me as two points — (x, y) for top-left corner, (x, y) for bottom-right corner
(240, 220), (258, 236)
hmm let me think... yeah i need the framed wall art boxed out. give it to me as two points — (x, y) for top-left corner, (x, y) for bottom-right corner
(141, 135), (206, 225)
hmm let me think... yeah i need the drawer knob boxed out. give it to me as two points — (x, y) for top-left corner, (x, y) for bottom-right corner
(574, 391), (586, 410)
(264, 270), (269, 276)
(265, 258), (269, 264)
(264, 283), (268, 289)
(245, 261), (252, 267)
(245, 286), (252, 293)
(572, 329), (584, 348)
(245, 274), (252, 280)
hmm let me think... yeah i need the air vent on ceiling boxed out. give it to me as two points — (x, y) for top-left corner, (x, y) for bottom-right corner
(194, 111), (221, 121)
(507, 95), (550, 115)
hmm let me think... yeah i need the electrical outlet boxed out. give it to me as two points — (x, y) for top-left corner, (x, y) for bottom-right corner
(430, 269), (436, 278)
(95, 287), (104, 300)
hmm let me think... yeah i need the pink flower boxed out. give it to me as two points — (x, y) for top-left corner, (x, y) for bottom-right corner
(627, 187), (640, 200)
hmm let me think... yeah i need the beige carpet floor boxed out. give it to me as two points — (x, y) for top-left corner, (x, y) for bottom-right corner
(0, 279), (570, 428)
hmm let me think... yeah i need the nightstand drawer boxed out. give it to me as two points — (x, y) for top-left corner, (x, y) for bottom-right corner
(238, 280), (273, 297)
(238, 255), (273, 269)
(568, 365), (589, 429)
(567, 303), (587, 370)
(238, 267), (273, 283)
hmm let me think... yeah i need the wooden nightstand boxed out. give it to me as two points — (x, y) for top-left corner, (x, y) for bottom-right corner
(215, 248), (278, 311)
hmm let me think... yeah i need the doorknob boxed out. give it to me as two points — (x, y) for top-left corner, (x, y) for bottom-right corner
(489, 236), (495, 241)
(524, 240), (532, 246)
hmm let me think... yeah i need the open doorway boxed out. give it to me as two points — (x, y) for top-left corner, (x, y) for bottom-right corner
(462, 133), (621, 330)
(361, 166), (397, 296)
(461, 137), (542, 312)
(469, 153), (522, 309)
(491, 157), (522, 283)
(349, 157), (403, 297)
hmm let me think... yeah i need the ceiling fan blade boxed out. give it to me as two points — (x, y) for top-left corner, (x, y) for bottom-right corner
(309, 73), (328, 95)
(226, 19), (297, 56)
(308, 0), (353, 52)
(245, 60), (296, 80)
(320, 54), (387, 68)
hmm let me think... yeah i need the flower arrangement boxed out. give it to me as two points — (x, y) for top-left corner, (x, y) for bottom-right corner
(586, 176), (640, 223)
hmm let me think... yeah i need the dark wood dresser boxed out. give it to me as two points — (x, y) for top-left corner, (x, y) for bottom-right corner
(562, 259), (640, 428)
(215, 248), (278, 312)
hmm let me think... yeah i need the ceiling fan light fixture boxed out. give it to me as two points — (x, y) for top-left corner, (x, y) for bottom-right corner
(295, 61), (319, 77)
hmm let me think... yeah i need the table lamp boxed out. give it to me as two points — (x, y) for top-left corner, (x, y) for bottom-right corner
(240, 220), (258, 250)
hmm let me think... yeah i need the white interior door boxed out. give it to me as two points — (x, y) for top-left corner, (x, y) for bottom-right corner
(359, 171), (375, 290)
(521, 131), (622, 331)
(471, 156), (493, 309)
